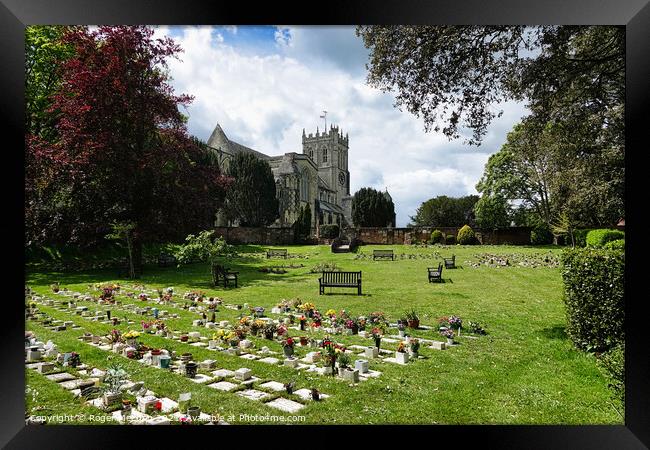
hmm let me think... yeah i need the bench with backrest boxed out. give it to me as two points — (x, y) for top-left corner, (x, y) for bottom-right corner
(158, 253), (177, 268)
(372, 249), (395, 260)
(443, 255), (456, 269)
(319, 271), (362, 295)
(211, 264), (239, 288)
(267, 249), (288, 259)
(428, 263), (443, 283)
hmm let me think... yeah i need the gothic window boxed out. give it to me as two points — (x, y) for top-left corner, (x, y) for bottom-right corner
(309, 149), (314, 160)
(322, 148), (328, 163)
(328, 213), (332, 224)
(300, 169), (309, 201)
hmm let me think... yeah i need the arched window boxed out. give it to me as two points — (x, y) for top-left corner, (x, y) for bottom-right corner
(308, 149), (314, 160)
(322, 148), (328, 163)
(300, 169), (309, 201)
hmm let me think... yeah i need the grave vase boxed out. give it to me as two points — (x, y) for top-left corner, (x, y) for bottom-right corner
(283, 346), (294, 358)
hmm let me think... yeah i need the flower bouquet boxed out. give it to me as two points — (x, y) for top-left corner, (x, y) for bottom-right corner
(282, 337), (295, 357)
(440, 328), (455, 344)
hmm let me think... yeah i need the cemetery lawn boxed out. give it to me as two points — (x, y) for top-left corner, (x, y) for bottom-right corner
(25, 244), (623, 425)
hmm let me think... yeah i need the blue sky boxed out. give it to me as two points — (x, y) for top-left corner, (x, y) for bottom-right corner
(154, 26), (528, 227)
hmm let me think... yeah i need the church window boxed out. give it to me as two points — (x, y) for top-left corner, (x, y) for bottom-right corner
(300, 169), (309, 201)
(309, 149), (314, 160)
(328, 213), (333, 224)
(323, 148), (328, 163)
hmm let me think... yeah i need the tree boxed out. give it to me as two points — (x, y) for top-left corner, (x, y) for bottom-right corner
(25, 26), (228, 257)
(410, 195), (478, 227)
(106, 221), (137, 278)
(474, 195), (511, 230)
(356, 26), (624, 147)
(294, 204), (312, 242)
(223, 152), (279, 227)
(351, 188), (395, 227)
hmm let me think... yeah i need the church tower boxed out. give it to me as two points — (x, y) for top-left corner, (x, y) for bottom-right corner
(302, 125), (350, 204)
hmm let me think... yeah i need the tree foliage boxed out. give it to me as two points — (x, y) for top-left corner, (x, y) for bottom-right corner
(223, 152), (279, 227)
(25, 26), (229, 254)
(351, 188), (395, 227)
(410, 195), (478, 227)
(474, 195), (511, 230)
(174, 231), (238, 265)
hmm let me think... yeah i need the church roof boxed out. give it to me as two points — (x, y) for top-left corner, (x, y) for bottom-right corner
(207, 123), (271, 160)
(317, 175), (333, 191)
(318, 200), (345, 215)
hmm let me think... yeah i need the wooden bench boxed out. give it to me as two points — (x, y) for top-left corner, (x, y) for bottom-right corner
(443, 255), (456, 269)
(319, 271), (362, 295)
(372, 249), (395, 260)
(267, 249), (288, 259)
(158, 253), (177, 267)
(428, 263), (443, 283)
(211, 264), (239, 288)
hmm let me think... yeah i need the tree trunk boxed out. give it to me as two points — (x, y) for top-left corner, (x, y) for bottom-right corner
(130, 234), (143, 278)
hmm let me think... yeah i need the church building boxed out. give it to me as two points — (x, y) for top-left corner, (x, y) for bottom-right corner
(206, 123), (353, 232)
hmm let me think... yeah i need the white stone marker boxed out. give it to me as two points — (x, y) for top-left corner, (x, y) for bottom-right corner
(234, 368), (252, 381)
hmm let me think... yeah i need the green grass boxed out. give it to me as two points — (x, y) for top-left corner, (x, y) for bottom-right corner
(25, 244), (622, 424)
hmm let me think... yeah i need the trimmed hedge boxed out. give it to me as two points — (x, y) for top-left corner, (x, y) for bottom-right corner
(320, 224), (340, 239)
(531, 223), (553, 245)
(573, 229), (594, 247)
(597, 343), (625, 403)
(586, 229), (625, 248)
(604, 239), (625, 251)
(561, 248), (624, 352)
(457, 225), (476, 245)
(430, 230), (444, 244)
(445, 234), (456, 245)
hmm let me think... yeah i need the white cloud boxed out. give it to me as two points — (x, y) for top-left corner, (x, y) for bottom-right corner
(158, 26), (528, 226)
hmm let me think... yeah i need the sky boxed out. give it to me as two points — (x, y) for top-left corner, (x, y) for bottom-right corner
(153, 26), (529, 227)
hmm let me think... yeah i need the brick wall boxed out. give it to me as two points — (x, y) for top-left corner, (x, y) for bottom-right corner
(212, 227), (296, 245)
(342, 226), (533, 245)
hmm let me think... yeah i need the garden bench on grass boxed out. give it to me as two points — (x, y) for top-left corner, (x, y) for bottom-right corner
(157, 253), (177, 268)
(266, 249), (288, 259)
(428, 263), (443, 283)
(212, 264), (239, 288)
(372, 249), (395, 261)
(319, 271), (362, 295)
(443, 255), (456, 269)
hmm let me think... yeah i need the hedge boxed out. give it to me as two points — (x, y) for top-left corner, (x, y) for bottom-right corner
(573, 229), (594, 247)
(530, 223), (553, 245)
(319, 224), (340, 239)
(586, 229), (625, 248)
(561, 247), (624, 352)
(604, 239), (625, 251)
(445, 234), (456, 245)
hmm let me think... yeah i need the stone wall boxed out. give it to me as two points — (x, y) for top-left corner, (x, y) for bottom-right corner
(212, 227), (296, 245)
(342, 226), (533, 245)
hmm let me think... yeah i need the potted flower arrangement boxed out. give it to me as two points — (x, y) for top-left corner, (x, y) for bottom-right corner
(405, 309), (420, 329)
(107, 329), (122, 344)
(299, 336), (309, 346)
(121, 399), (132, 422)
(441, 328), (455, 345)
(124, 330), (140, 346)
(311, 311), (323, 327)
(51, 282), (60, 293)
(448, 315), (462, 336)
(357, 317), (367, 331)
(184, 361), (198, 378)
(263, 323), (277, 340)
(371, 327), (383, 349)
(102, 363), (127, 407)
(336, 351), (351, 374)
(325, 309), (337, 319)
(468, 321), (487, 335)
(282, 337), (295, 358)
(409, 338), (420, 357)
(252, 306), (265, 318)
(395, 342), (410, 364)
(345, 319), (358, 335)
(287, 314), (295, 324)
(141, 321), (151, 333)
(277, 324), (287, 337)
(180, 333), (189, 342)
(298, 315), (307, 331)
(320, 338), (339, 376)
(250, 320), (265, 336)
(68, 352), (81, 368)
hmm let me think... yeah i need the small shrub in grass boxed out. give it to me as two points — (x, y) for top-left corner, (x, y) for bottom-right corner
(604, 239), (625, 251)
(457, 225), (476, 245)
(561, 248), (624, 352)
(531, 223), (553, 245)
(597, 343), (625, 403)
(445, 234), (456, 245)
(319, 225), (340, 239)
(586, 229), (625, 248)
(430, 230), (444, 244)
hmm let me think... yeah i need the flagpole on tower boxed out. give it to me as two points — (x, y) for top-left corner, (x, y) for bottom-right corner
(320, 110), (327, 131)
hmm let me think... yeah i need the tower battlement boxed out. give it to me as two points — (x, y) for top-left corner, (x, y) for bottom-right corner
(302, 125), (349, 145)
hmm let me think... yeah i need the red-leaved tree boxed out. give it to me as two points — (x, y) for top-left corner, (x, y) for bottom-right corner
(26, 26), (229, 270)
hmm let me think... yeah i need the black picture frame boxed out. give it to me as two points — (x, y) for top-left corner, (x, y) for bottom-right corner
(2, 0), (647, 447)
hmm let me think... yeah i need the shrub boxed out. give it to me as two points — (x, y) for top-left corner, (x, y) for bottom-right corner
(430, 230), (444, 244)
(573, 229), (594, 247)
(530, 223), (553, 245)
(597, 343), (625, 403)
(319, 224), (340, 239)
(457, 225), (476, 245)
(604, 239), (625, 251)
(586, 229), (624, 248)
(445, 234), (456, 245)
(561, 248), (624, 352)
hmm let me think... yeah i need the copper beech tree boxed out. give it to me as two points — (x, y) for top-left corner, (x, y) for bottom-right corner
(25, 26), (229, 269)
